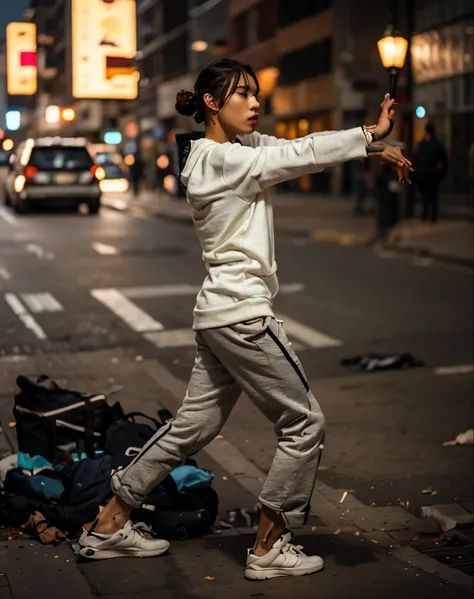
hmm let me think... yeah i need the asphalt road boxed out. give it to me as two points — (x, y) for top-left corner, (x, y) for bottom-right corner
(0, 200), (472, 515)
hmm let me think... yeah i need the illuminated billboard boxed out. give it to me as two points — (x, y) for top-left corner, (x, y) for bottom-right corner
(6, 22), (37, 96)
(72, 0), (138, 100)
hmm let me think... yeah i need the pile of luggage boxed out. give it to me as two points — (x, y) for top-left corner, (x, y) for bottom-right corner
(0, 375), (219, 544)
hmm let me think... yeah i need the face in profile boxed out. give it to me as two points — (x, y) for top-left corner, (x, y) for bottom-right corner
(216, 74), (261, 136)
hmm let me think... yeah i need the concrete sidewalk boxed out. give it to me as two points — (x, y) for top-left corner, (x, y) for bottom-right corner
(1, 350), (473, 598)
(102, 190), (473, 266)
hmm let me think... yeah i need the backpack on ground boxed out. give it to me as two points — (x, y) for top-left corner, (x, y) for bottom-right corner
(13, 375), (124, 462)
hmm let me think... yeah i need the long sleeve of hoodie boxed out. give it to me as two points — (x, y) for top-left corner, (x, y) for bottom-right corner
(222, 127), (367, 199)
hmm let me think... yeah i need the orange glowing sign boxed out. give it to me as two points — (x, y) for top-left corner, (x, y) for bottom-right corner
(6, 22), (37, 96)
(72, 0), (138, 100)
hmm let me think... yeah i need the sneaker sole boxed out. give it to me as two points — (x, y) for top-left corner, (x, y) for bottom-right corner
(244, 563), (324, 580)
(79, 543), (170, 560)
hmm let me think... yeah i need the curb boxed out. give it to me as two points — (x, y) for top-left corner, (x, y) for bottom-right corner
(103, 200), (473, 267)
(384, 242), (474, 268)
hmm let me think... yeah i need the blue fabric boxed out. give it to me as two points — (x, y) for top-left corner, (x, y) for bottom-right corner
(170, 465), (213, 494)
(4, 469), (65, 501)
(18, 453), (52, 471)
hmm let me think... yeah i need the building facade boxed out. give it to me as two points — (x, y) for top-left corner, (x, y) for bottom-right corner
(26, 0), (135, 143)
(230, 0), (400, 195)
(411, 0), (473, 201)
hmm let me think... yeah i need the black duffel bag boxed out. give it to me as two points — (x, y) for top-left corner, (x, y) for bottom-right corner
(13, 375), (124, 461)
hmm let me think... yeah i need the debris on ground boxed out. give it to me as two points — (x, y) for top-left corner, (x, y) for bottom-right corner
(421, 506), (474, 533)
(339, 352), (424, 373)
(443, 429), (474, 447)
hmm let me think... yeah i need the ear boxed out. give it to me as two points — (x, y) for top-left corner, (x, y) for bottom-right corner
(203, 92), (219, 113)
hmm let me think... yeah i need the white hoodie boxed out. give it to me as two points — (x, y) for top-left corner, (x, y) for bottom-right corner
(180, 128), (368, 330)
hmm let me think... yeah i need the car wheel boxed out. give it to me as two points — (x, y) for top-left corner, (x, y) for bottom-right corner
(88, 199), (101, 215)
(13, 197), (27, 214)
(3, 189), (11, 206)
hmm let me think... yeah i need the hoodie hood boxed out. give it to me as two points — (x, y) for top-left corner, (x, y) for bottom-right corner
(176, 131), (205, 188)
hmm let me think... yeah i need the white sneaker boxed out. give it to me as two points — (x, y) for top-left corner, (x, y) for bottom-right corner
(79, 520), (170, 560)
(245, 530), (324, 580)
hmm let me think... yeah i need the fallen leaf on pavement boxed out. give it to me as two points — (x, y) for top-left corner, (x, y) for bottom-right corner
(371, 540), (379, 544)
(111, 357), (119, 364)
(222, 476), (228, 481)
(340, 491), (348, 503)
(422, 488), (434, 494)
(431, 491), (439, 496)
(312, 526), (317, 532)
(334, 529), (341, 535)
(135, 355), (143, 362)
(173, 359), (180, 365)
(8, 422), (16, 428)
(215, 435), (224, 439)
(204, 576), (215, 581)
(355, 531), (360, 536)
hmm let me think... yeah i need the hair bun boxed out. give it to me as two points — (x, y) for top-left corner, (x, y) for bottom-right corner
(176, 90), (198, 117)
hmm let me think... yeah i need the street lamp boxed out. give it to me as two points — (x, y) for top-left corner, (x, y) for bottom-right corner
(377, 24), (409, 99)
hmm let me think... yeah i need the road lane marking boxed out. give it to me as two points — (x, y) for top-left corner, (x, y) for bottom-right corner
(26, 244), (54, 259)
(275, 313), (342, 348)
(93, 242), (119, 255)
(120, 282), (305, 299)
(21, 293), (63, 313)
(0, 267), (11, 280)
(0, 207), (17, 225)
(144, 329), (196, 348)
(4, 293), (47, 339)
(434, 364), (474, 376)
(91, 288), (164, 332)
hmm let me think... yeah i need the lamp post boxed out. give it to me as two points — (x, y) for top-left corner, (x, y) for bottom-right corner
(377, 24), (409, 100)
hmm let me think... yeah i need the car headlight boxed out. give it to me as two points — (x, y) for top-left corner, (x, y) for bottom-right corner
(14, 175), (26, 193)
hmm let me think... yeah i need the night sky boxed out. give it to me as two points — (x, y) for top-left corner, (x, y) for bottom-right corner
(0, 2), (30, 41)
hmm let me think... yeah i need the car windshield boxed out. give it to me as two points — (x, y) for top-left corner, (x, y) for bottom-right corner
(102, 163), (125, 179)
(29, 146), (93, 170)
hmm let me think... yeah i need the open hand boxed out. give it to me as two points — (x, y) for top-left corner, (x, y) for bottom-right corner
(379, 145), (414, 183)
(371, 94), (396, 141)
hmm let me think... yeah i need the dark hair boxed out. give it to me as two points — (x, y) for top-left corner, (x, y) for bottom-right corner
(425, 123), (436, 136)
(175, 59), (260, 124)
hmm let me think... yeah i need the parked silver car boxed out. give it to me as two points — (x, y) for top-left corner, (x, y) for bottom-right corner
(3, 137), (103, 214)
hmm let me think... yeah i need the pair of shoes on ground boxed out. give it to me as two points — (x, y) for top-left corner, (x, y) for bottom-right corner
(79, 522), (323, 580)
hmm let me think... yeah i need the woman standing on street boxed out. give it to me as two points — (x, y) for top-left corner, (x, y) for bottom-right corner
(79, 59), (412, 580)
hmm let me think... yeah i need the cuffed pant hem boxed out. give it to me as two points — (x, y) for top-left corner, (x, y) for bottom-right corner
(258, 497), (309, 527)
(111, 471), (145, 509)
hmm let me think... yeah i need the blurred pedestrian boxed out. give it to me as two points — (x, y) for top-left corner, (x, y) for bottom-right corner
(413, 123), (447, 223)
(79, 59), (412, 578)
(128, 155), (143, 197)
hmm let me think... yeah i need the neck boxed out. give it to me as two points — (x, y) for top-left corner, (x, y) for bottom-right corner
(204, 117), (236, 144)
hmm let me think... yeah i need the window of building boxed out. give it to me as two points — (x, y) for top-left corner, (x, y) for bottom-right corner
(232, 0), (277, 52)
(278, 38), (332, 85)
(278, 0), (331, 28)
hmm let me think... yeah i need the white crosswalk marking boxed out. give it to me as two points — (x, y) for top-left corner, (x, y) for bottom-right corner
(91, 288), (164, 332)
(21, 293), (63, 313)
(93, 242), (119, 255)
(0, 207), (17, 225)
(120, 282), (305, 299)
(4, 293), (47, 339)
(0, 266), (11, 280)
(275, 313), (342, 348)
(145, 329), (196, 348)
(26, 244), (54, 260)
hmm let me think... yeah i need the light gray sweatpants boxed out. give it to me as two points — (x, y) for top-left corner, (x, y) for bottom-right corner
(112, 316), (325, 525)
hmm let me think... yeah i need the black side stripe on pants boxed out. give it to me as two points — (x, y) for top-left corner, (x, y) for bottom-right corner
(266, 328), (310, 392)
(125, 421), (173, 469)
